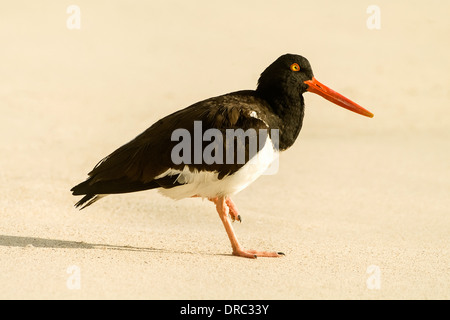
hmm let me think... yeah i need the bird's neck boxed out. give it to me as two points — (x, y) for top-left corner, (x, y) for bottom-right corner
(256, 87), (305, 151)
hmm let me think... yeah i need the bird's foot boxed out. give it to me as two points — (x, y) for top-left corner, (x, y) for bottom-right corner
(232, 248), (285, 259)
(208, 197), (241, 223)
(213, 196), (284, 259)
(225, 198), (241, 223)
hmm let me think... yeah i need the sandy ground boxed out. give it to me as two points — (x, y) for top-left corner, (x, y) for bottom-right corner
(0, 0), (449, 299)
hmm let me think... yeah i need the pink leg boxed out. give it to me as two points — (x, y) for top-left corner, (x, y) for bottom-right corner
(211, 196), (283, 259)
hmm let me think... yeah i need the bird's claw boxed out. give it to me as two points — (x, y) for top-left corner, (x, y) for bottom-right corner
(230, 214), (242, 223)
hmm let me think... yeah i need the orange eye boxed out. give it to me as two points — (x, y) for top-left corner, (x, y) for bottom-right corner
(290, 63), (300, 72)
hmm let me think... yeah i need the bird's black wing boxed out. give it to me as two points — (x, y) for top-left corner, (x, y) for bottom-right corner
(71, 90), (274, 208)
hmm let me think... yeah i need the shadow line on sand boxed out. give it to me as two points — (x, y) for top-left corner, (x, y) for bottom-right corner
(0, 234), (230, 257)
(0, 234), (163, 253)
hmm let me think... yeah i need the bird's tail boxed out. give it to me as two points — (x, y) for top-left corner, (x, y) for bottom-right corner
(71, 171), (183, 210)
(74, 194), (106, 210)
(71, 178), (105, 210)
(70, 175), (169, 210)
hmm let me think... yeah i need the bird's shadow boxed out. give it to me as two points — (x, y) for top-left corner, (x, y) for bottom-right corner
(0, 234), (161, 252)
(0, 234), (229, 257)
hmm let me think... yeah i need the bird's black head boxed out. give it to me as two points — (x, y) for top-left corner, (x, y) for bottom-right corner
(256, 54), (314, 101)
(257, 53), (374, 118)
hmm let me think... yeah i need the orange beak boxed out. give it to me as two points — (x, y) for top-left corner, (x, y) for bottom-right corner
(304, 77), (374, 118)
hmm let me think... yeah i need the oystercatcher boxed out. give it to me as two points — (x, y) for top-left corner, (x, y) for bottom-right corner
(71, 54), (373, 258)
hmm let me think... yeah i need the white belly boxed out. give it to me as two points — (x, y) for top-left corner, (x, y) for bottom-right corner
(156, 137), (278, 200)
